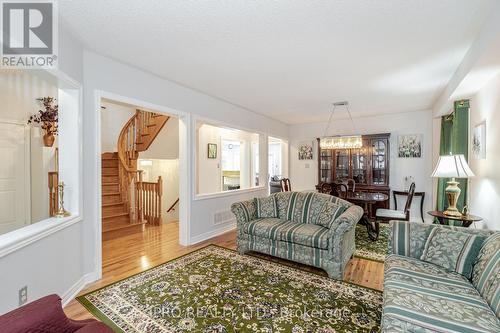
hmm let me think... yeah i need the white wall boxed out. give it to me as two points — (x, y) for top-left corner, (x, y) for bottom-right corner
(289, 110), (434, 222)
(0, 23), (86, 314)
(139, 117), (179, 160)
(0, 83), (84, 314)
(82, 51), (288, 278)
(100, 102), (135, 152)
(469, 72), (500, 230)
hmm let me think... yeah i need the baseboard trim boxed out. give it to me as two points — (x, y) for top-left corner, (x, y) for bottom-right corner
(189, 222), (236, 245)
(61, 272), (96, 307)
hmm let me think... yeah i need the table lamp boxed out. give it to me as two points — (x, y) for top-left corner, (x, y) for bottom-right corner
(431, 154), (474, 216)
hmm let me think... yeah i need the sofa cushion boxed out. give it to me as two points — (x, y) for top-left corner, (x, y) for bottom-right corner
(274, 191), (348, 226)
(286, 192), (314, 223)
(383, 254), (500, 333)
(316, 201), (347, 228)
(420, 227), (486, 279)
(254, 196), (278, 218)
(472, 232), (500, 317)
(246, 218), (330, 249)
(273, 192), (292, 219)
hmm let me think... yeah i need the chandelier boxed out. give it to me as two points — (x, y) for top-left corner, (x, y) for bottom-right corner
(320, 135), (362, 149)
(320, 101), (362, 149)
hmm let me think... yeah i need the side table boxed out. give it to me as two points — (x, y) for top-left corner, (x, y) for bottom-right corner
(427, 211), (482, 227)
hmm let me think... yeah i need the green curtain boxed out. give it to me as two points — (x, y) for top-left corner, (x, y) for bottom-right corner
(436, 100), (469, 224)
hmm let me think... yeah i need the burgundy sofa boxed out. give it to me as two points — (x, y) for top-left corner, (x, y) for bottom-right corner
(0, 294), (113, 333)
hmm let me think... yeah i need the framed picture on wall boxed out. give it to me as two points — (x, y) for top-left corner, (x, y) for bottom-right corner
(208, 143), (217, 159)
(298, 142), (313, 160)
(398, 134), (423, 158)
(473, 122), (486, 159)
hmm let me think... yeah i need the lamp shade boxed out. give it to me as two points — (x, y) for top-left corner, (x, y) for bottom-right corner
(431, 154), (475, 178)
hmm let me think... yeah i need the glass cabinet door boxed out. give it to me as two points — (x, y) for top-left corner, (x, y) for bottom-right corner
(371, 139), (387, 185)
(351, 146), (368, 184)
(319, 149), (332, 183)
(335, 149), (350, 182)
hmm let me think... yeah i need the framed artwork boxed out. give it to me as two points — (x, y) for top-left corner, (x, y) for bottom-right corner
(298, 142), (313, 160)
(472, 122), (486, 159)
(398, 134), (422, 158)
(207, 143), (217, 159)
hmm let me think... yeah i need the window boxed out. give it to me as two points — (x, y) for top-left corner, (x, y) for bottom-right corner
(196, 122), (260, 195)
(221, 139), (241, 190)
(268, 137), (288, 180)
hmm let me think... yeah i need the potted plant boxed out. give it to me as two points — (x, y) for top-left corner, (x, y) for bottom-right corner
(28, 97), (58, 147)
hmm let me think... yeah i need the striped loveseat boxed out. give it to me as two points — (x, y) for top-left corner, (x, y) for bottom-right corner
(231, 191), (363, 279)
(382, 221), (500, 332)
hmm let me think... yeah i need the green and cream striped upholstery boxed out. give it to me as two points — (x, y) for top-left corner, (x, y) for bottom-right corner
(388, 220), (493, 259)
(232, 192), (363, 279)
(420, 227), (487, 279)
(472, 233), (500, 317)
(383, 254), (500, 333)
(254, 196), (278, 218)
(272, 191), (348, 225)
(246, 218), (330, 249)
(382, 221), (500, 333)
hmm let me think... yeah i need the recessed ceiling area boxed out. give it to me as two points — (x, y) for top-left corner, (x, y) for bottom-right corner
(60, 0), (494, 124)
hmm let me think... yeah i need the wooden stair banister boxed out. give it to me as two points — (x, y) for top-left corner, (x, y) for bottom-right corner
(135, 174), (163, 225)
(115, 109), (169, 227)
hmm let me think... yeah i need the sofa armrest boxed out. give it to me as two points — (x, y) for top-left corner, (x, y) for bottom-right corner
(328, 205), (363, 237)
(231, 200), (257, 229)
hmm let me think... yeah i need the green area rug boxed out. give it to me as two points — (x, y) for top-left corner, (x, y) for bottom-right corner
(354, 223), (390, 262)
(78, 245), (382, 332)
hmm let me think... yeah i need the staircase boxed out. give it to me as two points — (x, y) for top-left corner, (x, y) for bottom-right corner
(101, 110), (170, 238)
(102, 152), (137, 235)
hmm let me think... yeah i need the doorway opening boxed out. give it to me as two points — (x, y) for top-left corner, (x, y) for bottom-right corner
(99, 97), (181, 258)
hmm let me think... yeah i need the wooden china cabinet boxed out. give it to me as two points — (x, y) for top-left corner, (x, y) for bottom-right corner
(316, 133), (391, 218)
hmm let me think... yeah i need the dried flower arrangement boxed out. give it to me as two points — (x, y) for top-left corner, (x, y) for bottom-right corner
(27, 97), (58, 147)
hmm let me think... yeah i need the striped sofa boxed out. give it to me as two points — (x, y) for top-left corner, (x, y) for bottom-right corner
(231, 191), (363, 279)
(382, 221), (500, 332)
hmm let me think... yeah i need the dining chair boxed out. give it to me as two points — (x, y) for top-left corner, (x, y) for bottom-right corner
(375, 182), (416, 235)
(334, 183), (348, 199)
(346, 179), (356, 193)
(280, 178), (292, 192)
(319, 182), (333, 195)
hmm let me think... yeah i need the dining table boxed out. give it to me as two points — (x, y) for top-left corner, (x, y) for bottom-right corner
(344, 191), (389, 241)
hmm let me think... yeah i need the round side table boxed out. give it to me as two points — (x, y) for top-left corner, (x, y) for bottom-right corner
(427, 211), (482, 227)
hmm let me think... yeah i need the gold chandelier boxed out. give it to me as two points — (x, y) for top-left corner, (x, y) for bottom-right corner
(320, 101), (362, 149)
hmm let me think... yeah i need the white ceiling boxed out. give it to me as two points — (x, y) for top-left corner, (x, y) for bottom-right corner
(60, 0), (494, 124)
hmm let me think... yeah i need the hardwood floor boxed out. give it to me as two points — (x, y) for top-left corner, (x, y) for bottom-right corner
(64, 222), (384, 320)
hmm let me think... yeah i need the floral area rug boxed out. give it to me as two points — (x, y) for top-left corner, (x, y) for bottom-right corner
(77, 245), (382, 333)
(354, 223), (390, 262)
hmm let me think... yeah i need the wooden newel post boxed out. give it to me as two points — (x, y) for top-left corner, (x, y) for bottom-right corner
(137, 170), (144, 223)
(157, 176), (163, 224)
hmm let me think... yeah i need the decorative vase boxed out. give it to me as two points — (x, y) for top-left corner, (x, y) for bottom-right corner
(43, 132), (55, 147)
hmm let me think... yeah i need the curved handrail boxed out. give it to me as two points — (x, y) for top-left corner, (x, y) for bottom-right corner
(116, 112), (140, 218)
(117, 114), (137, 173)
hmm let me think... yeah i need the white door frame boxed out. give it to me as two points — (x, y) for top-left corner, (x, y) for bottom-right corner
(93, 90), (191, 279)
